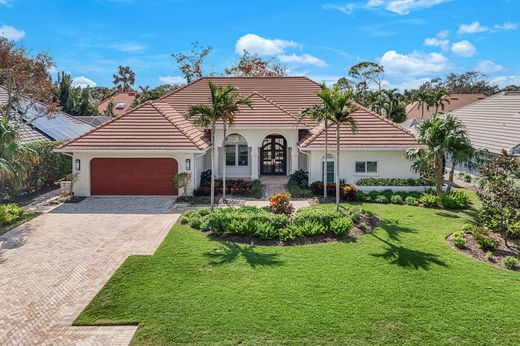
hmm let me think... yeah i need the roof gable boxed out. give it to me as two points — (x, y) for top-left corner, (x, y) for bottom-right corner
(58, 102), (209, 151)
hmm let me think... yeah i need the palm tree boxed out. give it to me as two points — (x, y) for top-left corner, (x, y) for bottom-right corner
(413, 90), (433, 119)
(405, 115), (466, 195)
(112, 65), (136, 92)
(185, 82), (252, 210)
(314, 86), (358, 211)
(428, 88), (450, 116)
(0, 116), (30, 200)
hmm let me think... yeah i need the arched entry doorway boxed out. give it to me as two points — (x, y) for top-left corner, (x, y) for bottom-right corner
(260, 134), (287, 175)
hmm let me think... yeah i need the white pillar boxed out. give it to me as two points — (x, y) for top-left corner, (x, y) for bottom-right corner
(291, 147), (299, 174)
(251, 147), (259, 180)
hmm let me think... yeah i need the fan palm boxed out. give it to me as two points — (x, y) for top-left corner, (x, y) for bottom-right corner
(185, 82), (252, 210)
(314, 86), (358, 211)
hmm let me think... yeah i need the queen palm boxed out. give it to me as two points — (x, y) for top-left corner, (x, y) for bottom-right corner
(314, 86), (358, 211)
(413, 90), (433, 119)
(428, 88), (450, 117)
(185, 82), (251, 210)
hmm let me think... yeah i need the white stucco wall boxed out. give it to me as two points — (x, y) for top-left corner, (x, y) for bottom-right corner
(305, 149), (419, 184)
(71, 151), (199, 196)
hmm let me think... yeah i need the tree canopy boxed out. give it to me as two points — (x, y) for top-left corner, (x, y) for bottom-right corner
(225, 50), (287, 77)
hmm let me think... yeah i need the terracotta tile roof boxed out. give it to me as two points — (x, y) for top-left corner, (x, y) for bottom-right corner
(406, 94), (487, 120)
(72, 116), (114, 127)
(98, 92), (137, 116)
(159, 76), (322, 122)
(58, 102), (209, 151)
(17, 122), (50, 144)
(214, 92), (312, 127)
(299, 106), (417, 149)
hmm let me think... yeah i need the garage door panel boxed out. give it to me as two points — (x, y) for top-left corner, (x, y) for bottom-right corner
(91, 158), (178, 195)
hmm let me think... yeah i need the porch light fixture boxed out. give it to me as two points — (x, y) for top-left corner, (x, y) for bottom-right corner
(75, 159), (81, 171)
(185, 158), (191, 171)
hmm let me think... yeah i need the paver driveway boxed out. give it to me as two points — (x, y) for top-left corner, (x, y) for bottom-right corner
(0, 197), (182, 345)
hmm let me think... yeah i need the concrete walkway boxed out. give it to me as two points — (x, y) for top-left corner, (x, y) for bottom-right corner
(0, 197), (182, 345)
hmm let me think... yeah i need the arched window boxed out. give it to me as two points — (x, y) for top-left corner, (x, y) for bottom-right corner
(225, 134), (248, 166)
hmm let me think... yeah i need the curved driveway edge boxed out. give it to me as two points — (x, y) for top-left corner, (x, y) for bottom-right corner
(0, 197), (182, 345)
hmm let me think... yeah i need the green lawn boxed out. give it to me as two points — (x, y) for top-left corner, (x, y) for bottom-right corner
(0, 211), (41, 236)
(76, 195), (520, 345)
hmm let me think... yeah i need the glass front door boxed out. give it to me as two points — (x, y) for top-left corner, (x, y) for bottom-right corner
(260, 135), (287, 175)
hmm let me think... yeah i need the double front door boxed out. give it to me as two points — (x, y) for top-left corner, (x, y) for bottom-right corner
(260, 135), (287, 175)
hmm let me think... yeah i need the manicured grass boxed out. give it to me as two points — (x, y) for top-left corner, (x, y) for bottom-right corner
(76, 194), (520, 345)
(0, 211), (41, 236)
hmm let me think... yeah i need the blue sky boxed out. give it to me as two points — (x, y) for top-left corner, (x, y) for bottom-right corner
(1, 0), (519, 89)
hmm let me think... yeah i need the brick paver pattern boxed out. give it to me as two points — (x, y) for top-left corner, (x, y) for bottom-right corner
(0, 197), (182, 345)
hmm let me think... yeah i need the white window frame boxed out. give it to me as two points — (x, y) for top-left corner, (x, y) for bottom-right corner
(225, 144), (249, 167)
(353, 160), (379, 175)
(322, 157), (335, 182)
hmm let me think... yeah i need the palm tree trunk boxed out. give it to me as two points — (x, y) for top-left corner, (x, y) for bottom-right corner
(447, 160), (456, 193)
(435, 155), (443, 195)
(324, 118), (328, 199)
(421, 104), (424, 119)
(210, 124), (216, 211)
(336, 123), (340, 212)
(222, 123), (227, 201)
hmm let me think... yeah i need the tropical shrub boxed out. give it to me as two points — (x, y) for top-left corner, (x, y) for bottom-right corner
(194, 175), (262, 198)
(463, 174), (472, 183)
(438, 191), (470, 209)
(269, 193), (294, 216)
(504, 256), (517, 270)
(287, 178), (313, 198)
(356, 177), (435, 186)
(473, 229), (499, 252)
(289, 169), (309, 188)
(390, 194), (404, 204)
(452, 230), (466, 248)
(420, 193), (439, 208)
(0, 203), (24, 225)
(374, 195), (389, 203)
(405, 196), (420, 206)
(330, 217), (354, 237)
(340, 185), (357, 201)
(355, 190), (366, 201)
(485, 251), (494, 261)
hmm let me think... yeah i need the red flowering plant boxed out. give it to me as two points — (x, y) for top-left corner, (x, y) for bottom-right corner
(269, 193), (295, 216)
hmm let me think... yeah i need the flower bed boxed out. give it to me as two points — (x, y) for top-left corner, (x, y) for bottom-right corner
(180, 204), (377, 245)
(356, 178), (435, 186)
(193, 178), (262, 198)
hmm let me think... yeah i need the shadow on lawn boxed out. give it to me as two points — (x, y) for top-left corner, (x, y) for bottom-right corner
(205, 242), (283, 268)
(377, 218), (417, 242)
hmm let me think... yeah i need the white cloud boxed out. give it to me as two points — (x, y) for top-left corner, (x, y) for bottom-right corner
(437, 30), (449, 39)
(110, 42), (146, 52)
(494, 22), (518, 31)
(0, 25), (26, 41)
(382, 77), (431, 91)
(235, 34), (299, 56)
(367, 0), (450, 15)
(475, 60), (503, 74)
(490, 75), (520, 87)
(0, 0), (9, 5)
(451, 40), (476, 57)
(72, 76), (97, 88)
(380, 50), (449, 77)
(458, 21), (488, 34)
(424, 37), (450, 50)
(159, 75), (185, 84)
(277, 53), (327, 67)
(305, 74), (342, 86)
(322, 3), (356, 14)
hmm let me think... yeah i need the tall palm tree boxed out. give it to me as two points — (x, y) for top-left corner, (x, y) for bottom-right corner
(413, 90), (433, 119)
(185, 82), (251, 210)
(314, 86), (358, 211)
(405, 115), (466, 195)
(428, 88), (450, 117)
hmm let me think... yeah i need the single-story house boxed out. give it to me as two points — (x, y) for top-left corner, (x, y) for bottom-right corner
(57, 77), (419, 196)
(402, 93), (487, 129)
(98, 91), (137, 116)
(451, 91), (520, 156)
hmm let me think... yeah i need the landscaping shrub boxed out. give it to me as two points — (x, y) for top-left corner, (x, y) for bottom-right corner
(355, 190), (366, 201)
(356, 177), (434, 186)
(452, 230), (466, 248)
(405, 196), (420, 206)
(289, 169), (309, 188)
(0, 203), (24, 225)
(374, 195), (389, 204)
(462, 223), (477, 233)
(270, 193), (294, 216)
(298, 220), (327, 237)
(420, 193), (439, 208)
(330, 217), (354, 237)
(287, 179), (313, 198)
(340, 185), (357, 201)
(485, 251), (494, 261)
(309, 180), (348, 197)
(193, 170), (261, 197)
(463, 174), (472, 183)
(473, 228), (499, 252)
(438, 191), (470, 209)
(504, 256), (517, 270)
(390, 194), (404, 204)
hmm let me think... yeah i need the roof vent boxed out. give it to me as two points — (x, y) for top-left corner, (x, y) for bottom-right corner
(115, 102), (126, 110)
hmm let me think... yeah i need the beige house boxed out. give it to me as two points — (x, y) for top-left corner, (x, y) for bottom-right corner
(57, 77), (419, 196)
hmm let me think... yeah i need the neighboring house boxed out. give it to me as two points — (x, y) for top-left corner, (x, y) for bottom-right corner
(402, 94), (487, 129)
(72, 116), (113, 127)
(0, 85), (95, 142)
(98, 91), (137, 116)
(451, 92), (520, 156)
(57, 77), (419, 197)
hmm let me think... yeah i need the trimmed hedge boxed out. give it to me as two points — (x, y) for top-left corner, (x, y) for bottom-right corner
(356, 178), (435, 186)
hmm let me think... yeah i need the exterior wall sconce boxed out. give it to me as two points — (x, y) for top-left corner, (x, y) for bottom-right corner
(75, 159), (81, 171)
(185, 158), (191, 171)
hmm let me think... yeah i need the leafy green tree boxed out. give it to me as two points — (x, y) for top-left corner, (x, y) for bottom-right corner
(428, 88), (450, 116)
(113, 65), (135, 92)
(172, 42), (212, 83)
(185, 82), (252, 209)
(0, 117), (30, 200)
(225, 50), (287, 77)
(348, 61), (384, 95)
(313, 86), (358, 211)
(103, 97), (116, 117)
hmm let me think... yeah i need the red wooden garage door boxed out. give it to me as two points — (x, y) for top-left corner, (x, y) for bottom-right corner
(91, 158), (178, 195)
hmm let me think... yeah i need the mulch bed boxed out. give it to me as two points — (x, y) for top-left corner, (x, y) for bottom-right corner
(206, 214), (380, 247)
(447, 232), (520, 272)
